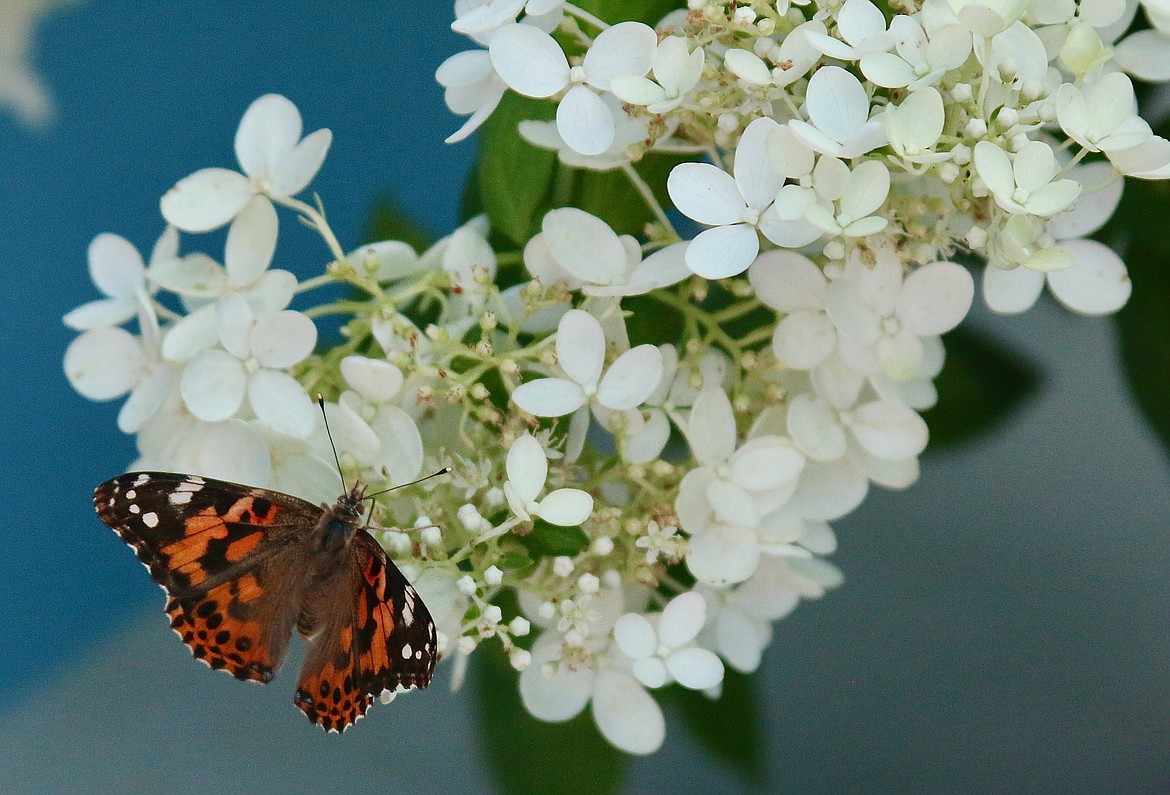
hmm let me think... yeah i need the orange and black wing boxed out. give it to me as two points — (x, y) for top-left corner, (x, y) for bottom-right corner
(293, 530), (437, 732)
(95, 471), (321, 683)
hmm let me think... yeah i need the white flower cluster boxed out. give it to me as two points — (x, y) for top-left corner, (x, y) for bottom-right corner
(65, 0), (1167, 757)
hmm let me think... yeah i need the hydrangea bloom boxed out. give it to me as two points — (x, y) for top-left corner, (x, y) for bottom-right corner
(65, 0), (1170, 760)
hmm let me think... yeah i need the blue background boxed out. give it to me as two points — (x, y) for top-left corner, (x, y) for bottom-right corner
(3, 3), (1169, 793)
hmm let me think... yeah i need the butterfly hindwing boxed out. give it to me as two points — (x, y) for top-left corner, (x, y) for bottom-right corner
(293, 530), (437, 732)
(95, 471), (321, 682)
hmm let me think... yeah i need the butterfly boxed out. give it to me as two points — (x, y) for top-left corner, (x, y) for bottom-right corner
(94, 471), (439, 733)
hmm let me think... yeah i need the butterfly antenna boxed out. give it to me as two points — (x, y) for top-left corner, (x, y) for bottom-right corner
(363, 467), (453, 501)
(317, 394), (347, 495)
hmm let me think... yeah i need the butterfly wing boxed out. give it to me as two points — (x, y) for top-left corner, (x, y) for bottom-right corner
(95, 471), (321, 683)
(293, 530), (437, 732)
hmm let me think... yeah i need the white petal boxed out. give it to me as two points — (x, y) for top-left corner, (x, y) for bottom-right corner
(148, 252), (227, 298)
(597, 345), (663, 410)
(519, 633), (593, 721)
(513, 377), (586, 416)
(88, 233), (144, 298)
(851, 400), (928, 459)
(687, 523), (760, 586)
(341, 356), (404, 402)
(1046, 239), (1131, 315)
(724, 48), (772, 85)
(542, 208), (627, 285)
(371, 407), (425, 483)
(627, 242), (691, 291)
(667, 162), (747, 225)
(805, 66), (868, 144)
(191, 419), (271, 486)
(684, 224), (759, 280)
(1114, 29), (1170, 82)
(249, 310), (317, 369)
(248, 369), (316, 437)
(1047, 162), (1123, 239)
(160, 168), (253, 232)
(271, 128), (332, 197)
(621, 407), (671, 464)
(216, 292), (254, 360)
(667, 647), (724, 690)
(234, 93), (303, 179)
(734, 117), (785, 209)
(614, 613), (656, 659)
(748, 250), (825, 312)
(489, 24), (569, 97)
(506, 434), (548, 504)
(64, 327), (144, 400)
(161, 303), (219, 360)
(896, 261), (974, 336)
(787, 394), (847, 461)
(609, 75), (667, 106)
(62, 297), (137, 330)
(686, 386), (737, 466)
(225, 195), (279, 288)
(729, 437), (805, 491)
(773, 311), (836, 370)
(982, 265), (1045, 314)
(715, 608), (767, 673)
(556, 309), (606, 387)
(789, 460), (868, 520)
(659, 591), (706, 648)
(591, 669), (665, 755)
(556, 85), (614, 156)
(180, 349), (246, 421)
(632, 658), (670, 689)
(583, 22), (657, 88)
(118, 367), (173, 433)
(536, 488), (594, 526)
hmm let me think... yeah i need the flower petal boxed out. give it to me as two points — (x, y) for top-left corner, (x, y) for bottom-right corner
(248, 369), (316, 437)
(506, 434), (548, 504)
(614, 613), (656, 659)
(180, 349), (247, 422)
(64, 327), (144, 400)
(667, 647), (724, 690)
(225, 195), (279, 288)
(659, 591), (706, 648)
(684, 224), (759, 280)
(591, 669), (665, 755)
(896, 261), (974, 336)
(489, 23), (569, 97)
(160, 167), (253, 232)
(556, 84), (615, 156)
(536, 488), (594, 526)
(597, 344), (663, 410)
(667, 162), (747, 225)
(271, 128), (332, 197)
(513, 377), (587, 417)
(250, 310), (317, 370)
(687, 523), (760, 586)
(234, 93), (303, 179)
(519, 633), (593, 721)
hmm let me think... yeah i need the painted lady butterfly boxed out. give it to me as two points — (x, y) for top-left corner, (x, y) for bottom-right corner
(94, 471), (439, 733)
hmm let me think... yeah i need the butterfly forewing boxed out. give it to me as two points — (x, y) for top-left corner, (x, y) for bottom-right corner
(94, 470), (438, 731)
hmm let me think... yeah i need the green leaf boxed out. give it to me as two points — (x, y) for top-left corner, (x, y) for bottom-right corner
(1112, 176), (1170, 459)
(577, 0), (682, 25)
(475, 644), (626, 795)
(923, 327), (1040, 451)
(476, 92), (558, 247)
(366, 196), (435, 252)
(518, 519), (590, 557)
(664, 669), (766, 787)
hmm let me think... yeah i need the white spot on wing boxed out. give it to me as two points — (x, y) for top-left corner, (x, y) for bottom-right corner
(125, 489), (136, 500)
(169, 490), (193, 505)
(402, 643), (413, 659)
(133, 473), (151, 486)
(177, 480), (203, 492)
(142, 512), (159, 528)
(129, 504), (140, 514)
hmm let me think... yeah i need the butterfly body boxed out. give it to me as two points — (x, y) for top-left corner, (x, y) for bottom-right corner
(94, 471), (437, 733)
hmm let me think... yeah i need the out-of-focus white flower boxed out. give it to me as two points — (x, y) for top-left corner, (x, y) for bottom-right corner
(64, 227), (175, 330)
(161, 94), (331, 232)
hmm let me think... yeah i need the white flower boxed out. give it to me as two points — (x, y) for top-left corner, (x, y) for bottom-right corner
(1054, 72), (1157, 157)
(63, 227), (175, 330)
(525, 208), (690, 297)
(436, 49), (507, 144)
(823, 249), (973, 380)
(160, 94), (332, 232)
(983, 162), (1131, 316)
(860, 18), (971, 90)
(489, 21), (657, 155)
(609, 37), (704, 114)
(178, 293), (317, 437)
(945, 0), (1030, 36)
(0, 0), (63, 127)
(749, 250), (837, 371)
(452, 0), (563, 40)
(613, 592), (724, 690)
(503, 434), (594, 526)
(519, 590), (666, 755)
(512, 309), (664, 418)
(883, 87), (950, 165)
(326, 355), (425, 485)
(518, 92), (659, 170)
(973, 141), (1082, 218)
(799, 157), (891, 238)
(667, 117), (821, 279)
(789, 66), (887, 158)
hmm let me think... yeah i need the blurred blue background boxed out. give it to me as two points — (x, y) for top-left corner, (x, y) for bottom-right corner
(3, 2), (1169, 793)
